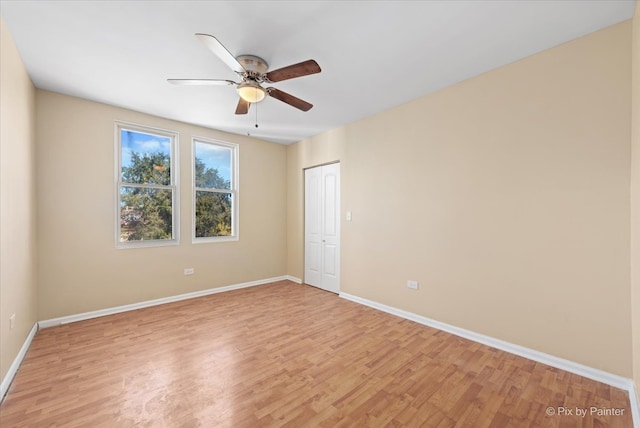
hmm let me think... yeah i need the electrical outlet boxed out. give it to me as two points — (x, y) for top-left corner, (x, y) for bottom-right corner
(9, 314), (16, 330)
(407, 280), (419, 290)
(184, 268), (195, 275)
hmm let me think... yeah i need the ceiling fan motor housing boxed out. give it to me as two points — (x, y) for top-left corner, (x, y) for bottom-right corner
(235, 56), (269, 103)
(237, 55), (269, 76)
(168, 34), (319, 114)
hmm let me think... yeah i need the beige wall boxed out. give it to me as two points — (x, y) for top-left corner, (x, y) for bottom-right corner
(288, 22), (633, 377)
(631, 1), (640, 405)
(0, 17), (38, 383)
(36, 91), (287, 320)
(286, 128), (348, 278)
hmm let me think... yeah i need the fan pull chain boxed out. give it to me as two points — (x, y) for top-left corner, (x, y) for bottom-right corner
(254, 100), (259, 129)
(247, 101), (259, 136)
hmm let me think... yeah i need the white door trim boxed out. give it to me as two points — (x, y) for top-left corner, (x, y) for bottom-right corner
(304, 162), (341, 293)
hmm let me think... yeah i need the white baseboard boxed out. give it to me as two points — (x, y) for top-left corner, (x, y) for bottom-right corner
(0, 322), (38, 403)
(39, 275), (292, 328)
(284, 275), (303, 284)
(630, 383), (640, 428)
(339, 291), (640, 427)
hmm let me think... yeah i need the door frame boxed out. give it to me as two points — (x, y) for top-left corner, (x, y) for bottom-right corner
(303, 161), (341, 293)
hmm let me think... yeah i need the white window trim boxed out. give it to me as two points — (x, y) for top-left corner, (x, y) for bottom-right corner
(114, 121), (180, 249)
(192, 136), (239, 244)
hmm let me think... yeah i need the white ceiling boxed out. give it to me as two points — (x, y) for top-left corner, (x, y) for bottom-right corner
(1, 1), (636, 144)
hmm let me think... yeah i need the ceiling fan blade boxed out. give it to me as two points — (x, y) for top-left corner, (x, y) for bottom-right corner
(267, 88), (313, 112)
(195, 33), (245, 74)
(167, 79), (236, 86)
(235, 98), (250, 115)
(266, 60), (321, 83)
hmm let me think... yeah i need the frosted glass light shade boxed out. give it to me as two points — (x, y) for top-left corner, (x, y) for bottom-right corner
(237, 82), (266, 103)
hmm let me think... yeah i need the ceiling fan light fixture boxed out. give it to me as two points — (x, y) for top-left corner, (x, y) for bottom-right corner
(237, 82), (266, 103)
(171, 35), (319, 114)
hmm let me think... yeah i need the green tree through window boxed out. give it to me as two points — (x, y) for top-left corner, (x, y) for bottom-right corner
(117, 124), (177, 246)
(193, 139), (237, 240)
(120, 152), (172, 241)
(195, 157), (232, 237)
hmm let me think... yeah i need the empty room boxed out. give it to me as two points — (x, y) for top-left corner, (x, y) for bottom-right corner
(1, 1), (640, 426)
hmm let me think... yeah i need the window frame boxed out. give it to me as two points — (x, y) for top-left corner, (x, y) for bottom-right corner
(192, 136), (239, 243)
(114, 121), (179, 249)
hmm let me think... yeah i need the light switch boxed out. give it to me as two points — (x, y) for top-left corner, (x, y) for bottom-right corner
(346, 211), (352, 221)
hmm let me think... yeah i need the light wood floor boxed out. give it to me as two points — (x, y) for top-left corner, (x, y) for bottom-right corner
(0, 280), (633, 427)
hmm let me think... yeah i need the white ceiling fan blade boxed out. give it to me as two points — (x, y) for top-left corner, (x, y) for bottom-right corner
(167, 79), (236, 86)
(195, 33), (245, 74)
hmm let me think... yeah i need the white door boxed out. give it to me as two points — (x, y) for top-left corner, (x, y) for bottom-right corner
(304, 163), (340, 293)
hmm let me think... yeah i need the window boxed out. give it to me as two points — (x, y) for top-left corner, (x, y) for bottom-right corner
(193, 137), (238, 242)
(116, 122), (178, 247)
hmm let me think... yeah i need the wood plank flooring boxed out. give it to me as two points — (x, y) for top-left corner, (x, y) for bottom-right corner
(0, 280), (633, 427)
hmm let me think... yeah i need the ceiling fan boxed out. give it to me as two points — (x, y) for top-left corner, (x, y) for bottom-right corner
(168, 34), (321, 115)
